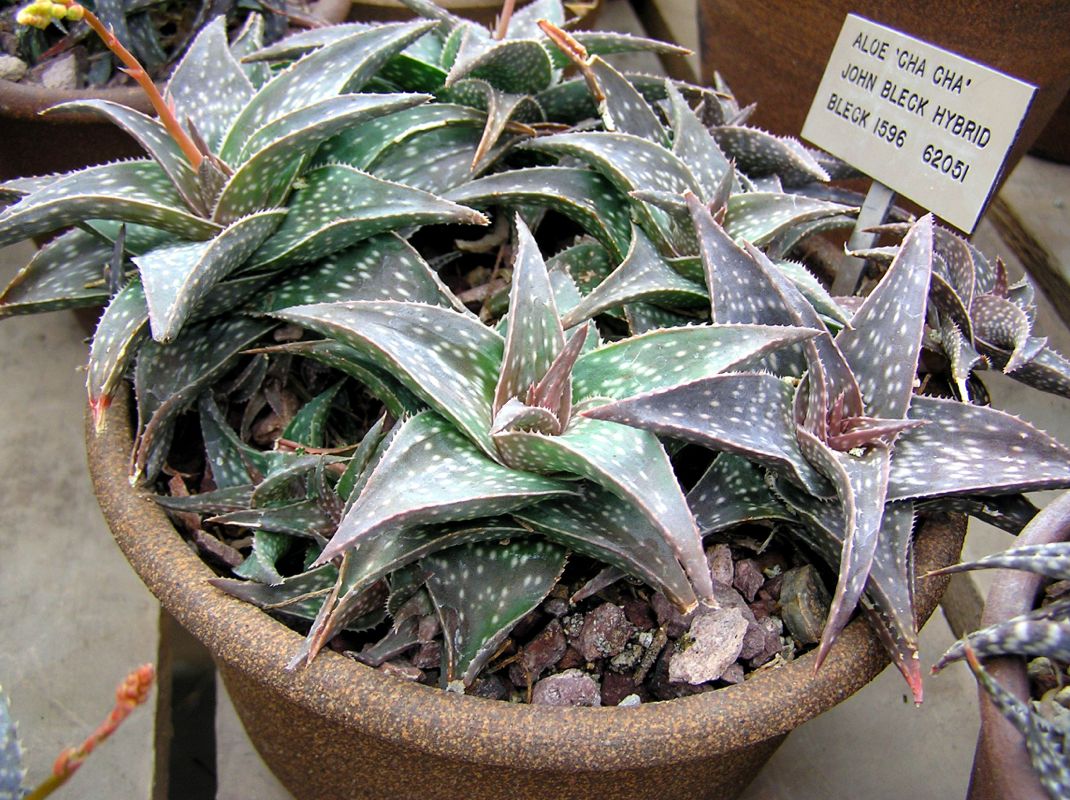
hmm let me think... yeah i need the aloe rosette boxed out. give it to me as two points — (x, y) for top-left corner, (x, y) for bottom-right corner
(227, 215), (812, 684)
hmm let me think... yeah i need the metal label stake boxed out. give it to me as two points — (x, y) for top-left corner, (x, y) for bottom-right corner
(831, 180), (896, 297)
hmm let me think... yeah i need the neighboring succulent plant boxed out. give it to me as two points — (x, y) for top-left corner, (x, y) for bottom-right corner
(928, 492), (1070, 800)
(12, 0), (303, 86)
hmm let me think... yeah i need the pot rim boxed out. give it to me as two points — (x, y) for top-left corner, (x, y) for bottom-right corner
(85, 388), (965, 773)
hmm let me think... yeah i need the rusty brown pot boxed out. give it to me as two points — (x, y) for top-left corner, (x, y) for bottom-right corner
(86, 389), (966, 800)
(0, 0), (352, 181)
(698, 1), (1070, 185)
(966, 491), (1070, 800)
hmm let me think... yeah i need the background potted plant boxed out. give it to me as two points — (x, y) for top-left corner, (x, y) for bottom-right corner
(928, 490), (1070, 800)
(0, 0), (353, 179)
(3, 2), (1070, 797)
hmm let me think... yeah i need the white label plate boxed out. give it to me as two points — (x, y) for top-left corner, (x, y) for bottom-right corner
(801, 14), (1036, 233)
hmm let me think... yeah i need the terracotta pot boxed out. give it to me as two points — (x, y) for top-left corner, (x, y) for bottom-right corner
(966, 491), (1070, 800)
(85, 387), (966, 800)
(0, 0), (352, 181)
(697, 1), (1070, 186)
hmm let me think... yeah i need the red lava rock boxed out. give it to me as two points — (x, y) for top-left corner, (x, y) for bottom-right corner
(651, 592), (696, 639)
(417, 614), (440, 642)
(749, 616), (785, 668)
(669, 607), (749, 685)
(557, 646), (586, 671)
(739, 620), (768, 661)
(706, 543), (735, 585)
(601, 671), (641, 706)
(576, 603), (633, 662)
(733, 558), (765, 602)
(561, 613), (586, 643)
(762, 573), (785, 602)
(649, 650), (712, 700)
(748, 597), (777, 621)
(531, 669), (601, 707)
(520, 619), (568, 678)
(720, 662), (745, 685)
(623, 598), (656, 630)
(467, 673), (509, 701)
(411, 642), (441, 670)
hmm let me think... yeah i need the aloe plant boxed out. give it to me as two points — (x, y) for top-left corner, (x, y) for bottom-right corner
(5, 1), (1070, 706)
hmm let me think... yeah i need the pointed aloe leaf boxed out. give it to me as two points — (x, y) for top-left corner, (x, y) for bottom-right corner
(249, 164), (486, 272)
(273, 301), (502, 455)
(0, 161), (219, 246)
(86, 279), (148, 424)
(666, 82), (731, 201)
(137, 209), (285, 343)
(213, 501), (337, 542)
(724, 192), (855, 246)
(494, 217), (564, 413)
(888, 395), (1070, 500)
(795, 438), (890, 671)
(776, 259), (852, 327)
(447, 38), (554, 94)
(936, 617), (1070, 674)
(930, 543), (1070, 582)
(315, 412), (572, 563)
(454, 80), (542, 170)
(495, 415), (713, 601)
(972, 293), (1036, 373)
(561, 226), (707, 327)
(215, 93), (431, 223)
(133, 317), (275, 481)
(212, 563), (337, 619)
(506, 0), (565, 37)
(836, 216), (933, 420)
(426, 538), (566, 686)
(166, 16), (255, 154)
(155, 485), (254, 515)
(491, 397), (561, 435)
(258, 234), (463, 312)
(687, 453), (794, 534)
(0, 228), (112, 316)
(252, 454), (345, 507)
(243, 22), (374, 61)
(516, 481), (698, 610)
(282, 380), (345, 448)
(572, 323), (816, 403)
(545, 31), (690, 69)
(0, 684), (25, 799)
(623, 302), (696, 334)
(46, 100), (202, 213)
(712, 127), (829, 186)
(588, 57), (667, 144)
(368, 125), (488, 194)
(317, 104), (484, 172)
(445, 166), (631, 260)
(233, 531), (292, 584)
(862, 501), (923, 701)
(219, 21), (437, 163)
(258, 340), (424, 420)
(336, 414), (390, 503)
(583, 372), (829, 495)
(229, 12), (271, 88)
(547, 238), (614, 296)
(524, 130), (700, 205)
(198, 393), (265, 489)
(1003, 345), (1070, 399)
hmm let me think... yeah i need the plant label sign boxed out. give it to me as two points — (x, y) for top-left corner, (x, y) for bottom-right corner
(801, 14), (1035, 233)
